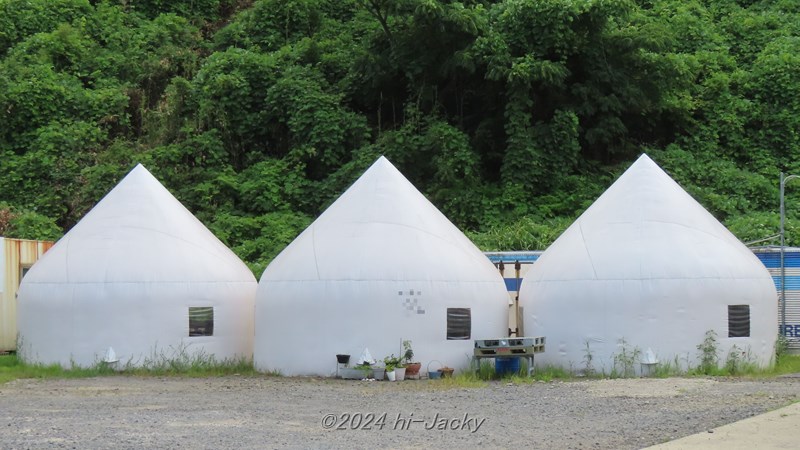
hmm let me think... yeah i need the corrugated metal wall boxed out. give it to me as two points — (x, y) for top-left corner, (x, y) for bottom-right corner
(1, 238), (53, 351)
(752, 247), (800, 351)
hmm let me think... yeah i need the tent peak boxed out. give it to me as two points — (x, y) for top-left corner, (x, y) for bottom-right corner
(370, 155), (395, 170)
(632, 153), (657, 167)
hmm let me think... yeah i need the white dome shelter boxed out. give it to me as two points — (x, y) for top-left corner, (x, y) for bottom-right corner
(520, 154), (778, 372)
(254, 156), (508, 376)
(17, 164), (256, 367)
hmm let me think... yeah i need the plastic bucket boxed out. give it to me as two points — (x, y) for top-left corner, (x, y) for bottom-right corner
(495, 357), (521, 376)
(427, 360), (443, 380)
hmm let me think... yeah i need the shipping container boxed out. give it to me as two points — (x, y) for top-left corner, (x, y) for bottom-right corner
(0, 237), (53, 351)
(751, 246), (800, 352)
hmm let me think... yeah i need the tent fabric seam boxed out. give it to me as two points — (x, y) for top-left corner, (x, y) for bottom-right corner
(577, 221), (599, 279)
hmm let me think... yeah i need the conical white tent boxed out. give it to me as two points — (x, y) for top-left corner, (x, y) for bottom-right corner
(254, 156), (508, 376)
(17, 164), (256, 367)
(520, 154), (777, 372)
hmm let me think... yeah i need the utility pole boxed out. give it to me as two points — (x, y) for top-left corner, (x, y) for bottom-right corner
(779, 172), (799, 337)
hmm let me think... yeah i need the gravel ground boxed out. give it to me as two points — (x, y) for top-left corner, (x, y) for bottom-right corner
(1, 375), (798, 449)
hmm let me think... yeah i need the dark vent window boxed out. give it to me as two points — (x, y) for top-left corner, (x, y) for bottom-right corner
(189, 307), (214, 337)
(447, 308), (471, 340)
(728, 305), (750, 338)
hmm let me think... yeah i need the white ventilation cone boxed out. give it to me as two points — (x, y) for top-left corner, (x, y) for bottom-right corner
(357, 348), (375, 365)
(642, 348), (659, 365)
(102, 346), (120, 368)
(640, 348), (659, 377)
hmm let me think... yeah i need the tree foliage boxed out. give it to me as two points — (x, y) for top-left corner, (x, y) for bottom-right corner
(2, 0), (799, 272)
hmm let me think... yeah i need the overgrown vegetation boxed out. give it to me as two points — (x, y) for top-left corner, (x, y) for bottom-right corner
(0, 351), (260, 385)
(582, 340), (595, 377)
(650, 356), (685, 378)
(430, 359), (571, 387)
(1, 0), (800, 269)
(695, 330), (721, 375)
(612, 338), (642, 378)
(4, 350), (800, 386)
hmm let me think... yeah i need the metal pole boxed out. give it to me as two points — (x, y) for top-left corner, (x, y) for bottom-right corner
(780, 172), (786, 338)
(515, 260), (521, 337)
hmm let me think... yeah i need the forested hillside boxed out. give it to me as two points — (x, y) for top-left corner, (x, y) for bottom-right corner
(1, 0), (799, 274)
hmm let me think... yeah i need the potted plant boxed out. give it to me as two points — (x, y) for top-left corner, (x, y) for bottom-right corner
(372, 365), (385, 380)
(339, 363), (365, 379)
(440, 366), (455, 378)
(355, 362), (373, 379)
(401, 340), (421, 378)
(383, 354), (403, 381)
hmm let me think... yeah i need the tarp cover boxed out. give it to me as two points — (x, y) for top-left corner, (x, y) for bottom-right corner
(520, 154), (778, 371)
(254, 156), (508, 376)
(17, 164), (256, 367)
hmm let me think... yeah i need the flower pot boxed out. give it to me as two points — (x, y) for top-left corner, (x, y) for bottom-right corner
(340, 368), (364, 379)
(373, 367), (385, 380)
(336, 354), (350, 365)
(404, 362), (421, 377)
(387, 370), (397, 381)
(395, 367), (406, 381)
(428, 370), (442, 380)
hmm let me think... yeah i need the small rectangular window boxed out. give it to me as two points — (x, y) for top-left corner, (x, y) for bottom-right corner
(189, 307), (214, 337)
(728, 305), (750, 338)
(447, 308), (471, 340)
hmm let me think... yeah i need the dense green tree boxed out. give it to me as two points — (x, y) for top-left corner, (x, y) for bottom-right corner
(2, 0), (800, 269)
(0, 0), (93, 55)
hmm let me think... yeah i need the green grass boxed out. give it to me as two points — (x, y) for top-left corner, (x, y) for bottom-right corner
(4, 352), (799, 386)
(0, 352), (260, 385)
(0, 353), (117, 384)
(433, 372), (489, 388)
(432, 354), (800, 387)
(511, 364), (572, 383)
(426, 359), (572, 388)
(683, 354), (800, 378)
(766, 354), (800, 376)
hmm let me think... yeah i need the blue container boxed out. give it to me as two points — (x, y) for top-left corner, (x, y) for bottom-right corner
(495, 357), (521, 376)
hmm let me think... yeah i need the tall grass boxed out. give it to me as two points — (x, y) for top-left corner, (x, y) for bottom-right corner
(4, 352), (799, 386)
(774, 354), (800, 375)
(426, 353), (800, 388)
(427, 359), (573, 388)
(125, 345), (258, 377)
(0, 353), (117, 384)
(0, 349), (260, 385)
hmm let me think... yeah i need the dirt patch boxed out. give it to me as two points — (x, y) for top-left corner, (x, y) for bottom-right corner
(578, 377), (719, 398)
